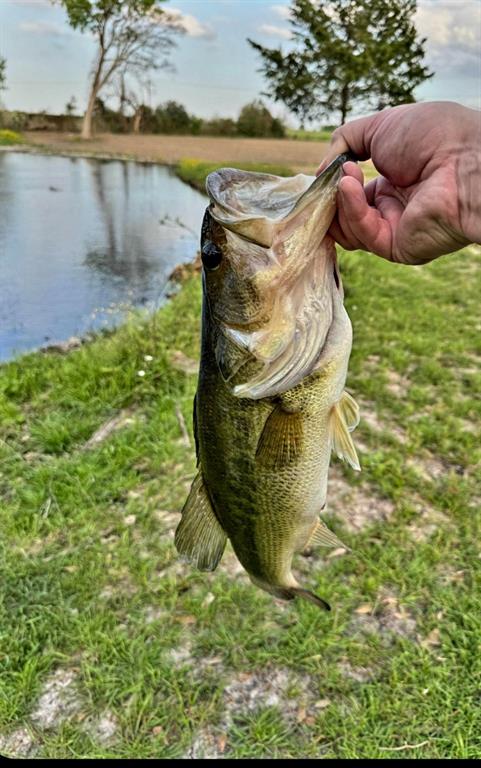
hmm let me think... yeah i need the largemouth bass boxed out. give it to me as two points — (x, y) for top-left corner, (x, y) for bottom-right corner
(175, 154), (360, 610)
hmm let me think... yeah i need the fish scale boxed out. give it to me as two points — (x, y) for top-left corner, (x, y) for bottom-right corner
(175, 155), (361, 610)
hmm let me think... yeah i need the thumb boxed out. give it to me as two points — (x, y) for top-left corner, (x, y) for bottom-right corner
(316, 113), (382, 175)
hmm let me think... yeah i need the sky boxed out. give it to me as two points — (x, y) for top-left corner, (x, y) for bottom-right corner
(0, 0), (480, 125)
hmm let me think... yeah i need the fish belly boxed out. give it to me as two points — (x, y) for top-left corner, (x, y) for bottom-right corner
(197, 363), (333, 586)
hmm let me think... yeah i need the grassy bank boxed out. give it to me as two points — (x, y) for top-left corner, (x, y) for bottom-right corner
(175, 157), (295, 192)
(0, 129), (24, 146)
(287, 127), (334, 142)
(1, 160), (480, 756)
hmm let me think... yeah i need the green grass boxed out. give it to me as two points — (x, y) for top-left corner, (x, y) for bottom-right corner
(0, 129), (24, 146)
(176, 157), (295, 192)
(1, 164), (480, 757)
(286, 127), (334, 142)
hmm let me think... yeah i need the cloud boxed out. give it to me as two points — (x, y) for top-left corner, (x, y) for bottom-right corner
(270, 4), (291, 20)
(19, 21), (71, 38)
(259, 23), (292, 40)
(166, 8), (216, 40)
(416, 0), (481, 77)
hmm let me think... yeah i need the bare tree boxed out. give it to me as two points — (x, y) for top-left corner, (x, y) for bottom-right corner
(111, 71), (149, 133)
(57, 1), (183, 139)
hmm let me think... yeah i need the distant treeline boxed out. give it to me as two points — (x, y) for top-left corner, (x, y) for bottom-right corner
(96, 97), (286, 137)
(1, 99), (289, 138)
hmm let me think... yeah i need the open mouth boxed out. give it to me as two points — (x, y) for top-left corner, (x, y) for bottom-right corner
(206, 154), (351, 248)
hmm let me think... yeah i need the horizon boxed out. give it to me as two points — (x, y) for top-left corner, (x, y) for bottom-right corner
(1, 0), (480, 127)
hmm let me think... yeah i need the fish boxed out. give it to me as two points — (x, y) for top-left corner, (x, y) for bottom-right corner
(175, 154), (360, 611)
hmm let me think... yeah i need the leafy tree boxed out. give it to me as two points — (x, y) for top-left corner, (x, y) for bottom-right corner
(57, 1), (183, 138)
(0, 56), (6, 93)
(248, 0), (433, 125)
(200, 117), (237, 137)
(237, 99), (285, 137)
(155, 100), (192, 133)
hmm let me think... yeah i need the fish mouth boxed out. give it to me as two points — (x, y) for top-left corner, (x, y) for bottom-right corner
(206, 155), (350, 399)
(206, 153), (351, 248)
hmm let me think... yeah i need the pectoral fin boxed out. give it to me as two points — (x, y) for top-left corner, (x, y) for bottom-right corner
(256, 404), (303, 468)
(339, 390), (360, 432)
(329, 399), (361, 471)
(307, 519), (350, 550)
(175, 472), (227, 571)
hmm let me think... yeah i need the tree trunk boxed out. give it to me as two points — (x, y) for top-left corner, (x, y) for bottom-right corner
(119, 75), (126, 117)
(340, 83), (350, 124)
(133, 107), (142, 134)
(81, 54), (104, 139)
(81, 89), (98, 139)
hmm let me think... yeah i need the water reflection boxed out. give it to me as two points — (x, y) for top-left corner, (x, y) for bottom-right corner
(84, 248), (158, 285)
(0, 152), (207, 360)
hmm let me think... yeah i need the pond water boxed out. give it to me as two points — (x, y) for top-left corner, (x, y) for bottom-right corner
(0, 152), (208, 361)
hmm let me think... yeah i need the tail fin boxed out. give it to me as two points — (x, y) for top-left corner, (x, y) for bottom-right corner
(250, 576), (331, 611)
(290, 587), (331, 611)
(274, 585), (331, 611)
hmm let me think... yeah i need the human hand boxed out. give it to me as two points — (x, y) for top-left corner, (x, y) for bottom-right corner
(317, 102), (481, 264)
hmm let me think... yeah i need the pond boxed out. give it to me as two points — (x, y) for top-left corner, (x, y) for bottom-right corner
(0, 152), (208, 361)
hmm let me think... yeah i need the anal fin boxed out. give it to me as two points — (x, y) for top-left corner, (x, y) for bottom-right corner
(175, 472), (227, 571)
(256, 405), (303, 468)
(307, 519), (349, 550)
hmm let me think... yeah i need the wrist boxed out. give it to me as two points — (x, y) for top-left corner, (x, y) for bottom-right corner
(455, 108), (481, 245)
(457, 145), (481, 245)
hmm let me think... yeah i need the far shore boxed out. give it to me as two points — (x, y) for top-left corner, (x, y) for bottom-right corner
(22, 131), (330, 175)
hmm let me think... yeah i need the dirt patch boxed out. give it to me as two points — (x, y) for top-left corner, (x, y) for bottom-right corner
(406, 496), (450, 543)
(152, 507), (182, 531)
(168, 253), (202, 284)
(144, 605), (168, 624)
(338, 660), (376, 683)
(0, 728), (36, 758)
(326, 464), (395, 533)
(166, 642), (194, 666)
(458, 418), (478, 435)
(385, 370), (411, 398)
(84, 711), (119, 745)
(41, 335), (83, 354)
(187, 728), (228, 759)
(170, 350), (199, 375)
(349, 589), (417, 642)
(83, 408), (137, 450)
(25, 132), (330, 174)
(186, 666), (325, 758)
(31, 669), (82, 730)
(437, 565), (466, 586)
(223, 668), (304, 718)
(406, 453), (461, 483)
(358, 398), (408, 445)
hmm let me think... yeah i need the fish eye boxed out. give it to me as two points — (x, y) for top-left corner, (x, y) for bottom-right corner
(201, 241), (223, 271)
